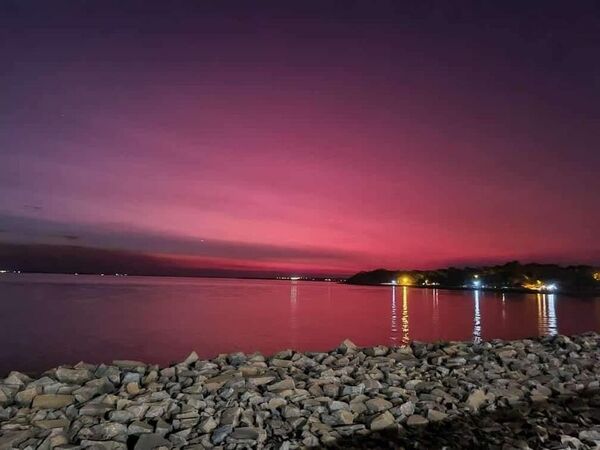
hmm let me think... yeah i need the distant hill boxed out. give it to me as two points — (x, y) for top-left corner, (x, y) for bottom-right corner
(346, 261), (600, 294)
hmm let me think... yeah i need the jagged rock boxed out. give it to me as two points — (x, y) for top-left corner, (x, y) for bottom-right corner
(198, 417), (218, 433)
(339, 339), (358, 353)
(365, 397), (393, 413)
(399, 401), (415, 416)
(370, 411), (396, 431)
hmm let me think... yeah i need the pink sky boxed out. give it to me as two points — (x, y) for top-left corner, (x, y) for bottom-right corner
(1, 2), (599, 275)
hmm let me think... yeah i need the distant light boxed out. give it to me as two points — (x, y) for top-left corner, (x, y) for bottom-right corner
(473, 280), (482, 288)
(546, 283), (557, 291)
(399, 275), (413, 286)
(391, 279), (397, 285)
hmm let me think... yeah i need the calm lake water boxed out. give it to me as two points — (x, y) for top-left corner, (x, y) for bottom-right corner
(1, 273), (600, 374)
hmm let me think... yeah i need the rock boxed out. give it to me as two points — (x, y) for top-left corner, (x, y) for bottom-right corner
(32, 394), (75, 409)
(80, 403), (112, 416)
(211, 425), (233, 444)
(230, 427), (260, 440)
(0, 430), (32, 449)
(182, 351), (199, 365)
(267, 397), (287, 409)
(128, 421), (154, 435)
(3, 334), (600, 448)
(246, 375), (276, 387)
(56, 367), (93, 384)
(81, 440), (127, 449)
(427, 409), (448, 422)
(268, 378), (295, 391)
(365, 398), (393, 413)
(466, 389), (487, 411)
(579, 430), (600, 442)
(333, 410), (354, 425)
(126, 382), (141, 396)
(339, 339), (358, 353)
(399, 401), (415, 416)
(134, 433), (171, 450)
(198, 417), (218, 433)
(109, 410), (134, 423)
(91, 422), (128, 440)
(112, 360), (145, 370)
(220, 406), (241, 426)
(407, 414), (429, 426)
(33, 418), (71, 429)
(330, 400), (350, 411)
(282, 405), (301, 419)
(370, 411), (396, 431)
(15, 387), (39, 406)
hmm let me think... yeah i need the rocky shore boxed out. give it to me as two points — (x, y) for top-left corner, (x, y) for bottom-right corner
(1, 334), (600, 450)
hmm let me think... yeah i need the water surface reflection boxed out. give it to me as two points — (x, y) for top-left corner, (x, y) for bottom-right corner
(0, 274), (598, 373)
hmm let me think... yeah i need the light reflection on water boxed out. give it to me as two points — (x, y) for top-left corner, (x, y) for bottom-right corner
(537, 293), (558, 336)
(401, 286), (410, 345)
(390, 286), (398, 345)
(473, 290), (482, 344)
(0, 273), (598, 374)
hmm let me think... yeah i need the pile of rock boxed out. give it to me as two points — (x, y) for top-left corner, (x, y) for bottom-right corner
(1, 333), (600, 449)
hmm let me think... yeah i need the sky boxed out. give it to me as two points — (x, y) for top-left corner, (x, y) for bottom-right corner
(1, 1), (599, 277)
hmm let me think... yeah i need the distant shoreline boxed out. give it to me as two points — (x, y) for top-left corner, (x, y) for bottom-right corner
(344, 280), (600, 298)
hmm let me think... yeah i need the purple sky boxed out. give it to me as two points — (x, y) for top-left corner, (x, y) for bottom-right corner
(1, 1), (599, 276)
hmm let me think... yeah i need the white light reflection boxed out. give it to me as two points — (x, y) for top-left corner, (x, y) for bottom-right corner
(432, 288), (440, 333)
(390, 286), (398, 345)
(473, 290), (482, 344)
(537, 293), (558, 336)
(290, 281), (298, 348)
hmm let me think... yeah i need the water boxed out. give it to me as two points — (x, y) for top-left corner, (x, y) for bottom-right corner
(1, 273), (599, 374)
